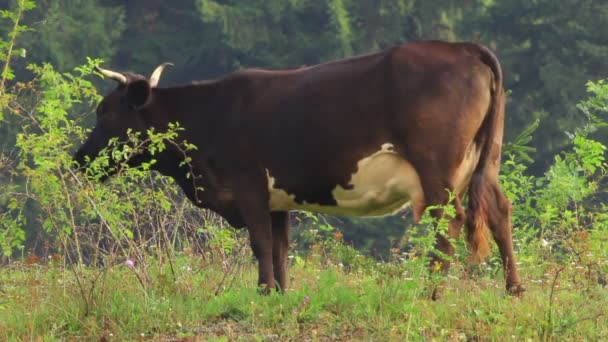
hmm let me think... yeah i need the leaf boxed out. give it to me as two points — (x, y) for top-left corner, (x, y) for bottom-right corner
(503, 119), (539, 164)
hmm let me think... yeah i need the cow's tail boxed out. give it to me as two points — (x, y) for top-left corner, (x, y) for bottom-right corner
(465, 44), (505, 263)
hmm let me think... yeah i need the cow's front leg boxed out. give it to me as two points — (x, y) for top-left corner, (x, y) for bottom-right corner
(249, 220), (275, 293)
(244, 207), (274, 292)
(232, 177), (275, 293)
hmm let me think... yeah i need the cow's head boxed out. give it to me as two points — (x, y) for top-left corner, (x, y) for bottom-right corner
(73, 63), (173, 179)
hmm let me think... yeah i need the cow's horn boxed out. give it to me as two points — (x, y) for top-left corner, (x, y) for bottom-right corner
(149, 62), (174, 87)
(95, 66), (127, 84)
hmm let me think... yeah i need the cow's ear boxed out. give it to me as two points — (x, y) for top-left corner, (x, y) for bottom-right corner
(125, 79), (151, 108)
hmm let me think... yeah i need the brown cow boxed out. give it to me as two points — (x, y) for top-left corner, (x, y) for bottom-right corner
(74, 41), (524, 297)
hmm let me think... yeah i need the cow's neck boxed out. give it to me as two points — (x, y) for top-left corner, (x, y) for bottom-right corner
(146, 81), (247, 218)
(152, 81), (224, 135)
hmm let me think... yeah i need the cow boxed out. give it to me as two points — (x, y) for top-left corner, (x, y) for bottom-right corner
(74, 41), (524, 297)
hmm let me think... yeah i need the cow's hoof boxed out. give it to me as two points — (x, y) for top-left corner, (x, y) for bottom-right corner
(506, 283), (526, 297)
(431, 288), (442, 301)
(257, 284), (273, 295)
(430, 284), (445, 301)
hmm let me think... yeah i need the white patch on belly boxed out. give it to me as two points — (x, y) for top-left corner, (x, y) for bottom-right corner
(267, 143), (424, 217)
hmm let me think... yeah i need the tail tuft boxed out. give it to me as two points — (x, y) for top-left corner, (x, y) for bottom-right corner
(465, 174), (491, 263)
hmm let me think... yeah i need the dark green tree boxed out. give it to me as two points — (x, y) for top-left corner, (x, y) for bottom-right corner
(9, 0), (126, 72)
(459, 0), (608, 170)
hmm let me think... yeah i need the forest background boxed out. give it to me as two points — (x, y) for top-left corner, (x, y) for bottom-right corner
(3, 0), (608, 253)
(1, 1), (608, 340)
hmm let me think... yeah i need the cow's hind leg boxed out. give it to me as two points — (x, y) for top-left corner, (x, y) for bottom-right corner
(416, 179), (466, 300)
(271, 211), (289, 292)
(485, 180), (525, 295)
(428, 194), (466, 275)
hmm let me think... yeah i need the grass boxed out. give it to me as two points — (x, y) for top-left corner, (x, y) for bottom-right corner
(1, 243), (607, 341)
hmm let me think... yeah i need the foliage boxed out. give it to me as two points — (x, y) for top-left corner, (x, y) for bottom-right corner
(12, 0), (126, 73)
(459, 0), (608, 168)
(499, 90), (608, 289)
(0, 58), (235, 301)
(577, 79), (608, 138)
(0, 0), (35, 121)
(1, 1), (608, 340)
